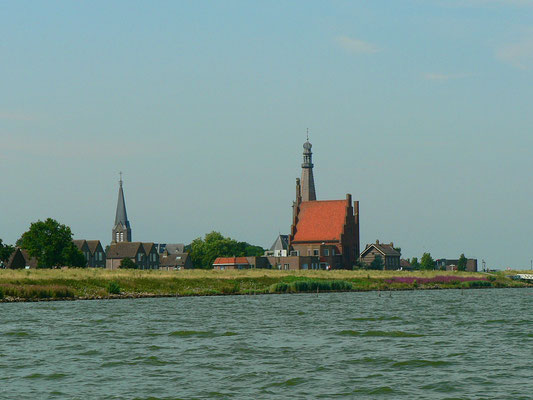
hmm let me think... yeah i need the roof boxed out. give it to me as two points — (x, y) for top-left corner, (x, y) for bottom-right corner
(86, 240), (102, 254)
(361, 242), (401, 258)
(141, 242), (156, 255)
(106, 242), (143, 259)
(292, 200), (347, 242)
(114, 180), (130, 228)
(270, 235), (289, 251)
(7, 248), (38, 268)
(73, 240), (87, 251)
(213, 257), (250, 266)
(159, 252), (189, 267)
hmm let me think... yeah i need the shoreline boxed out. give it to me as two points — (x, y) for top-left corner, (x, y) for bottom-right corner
(1, 283), (530, 303)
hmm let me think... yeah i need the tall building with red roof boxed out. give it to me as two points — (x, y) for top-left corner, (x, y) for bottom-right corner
(289, 139), (360, 269)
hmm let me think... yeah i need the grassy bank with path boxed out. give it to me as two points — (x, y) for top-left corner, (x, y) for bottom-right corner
(0, 269), (530, 302)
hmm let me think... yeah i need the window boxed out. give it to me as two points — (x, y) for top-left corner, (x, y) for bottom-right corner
(119, 232), (124, 242)
(324, 249), (329, 256)
(332, 248), (336, 256)
(137, 253), (142, 262)
(290, 250), (299, 256)
(313, 249), (319, 256)
(284, 264), (289, 270)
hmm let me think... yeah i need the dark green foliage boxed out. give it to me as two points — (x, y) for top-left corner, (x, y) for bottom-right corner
(410, 257), (420, 270)
(457, 253), (467, 271)
(368, 255), (384, 270)
(0, 286), (4, 299)
(120, 258), (137, 269)
(269, 279), (353, 293)
(189, 231), (265, 268)
(16, 218), (84, 267)
(107, 281), (121, 294)
(461, 280), (492, 288)
(420, 253), (435, 270)
(0, 239), (15, 262)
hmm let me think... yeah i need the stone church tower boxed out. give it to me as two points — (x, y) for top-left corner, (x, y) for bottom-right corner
(300, 136), (316, 201)
(112, 174), (132, 243)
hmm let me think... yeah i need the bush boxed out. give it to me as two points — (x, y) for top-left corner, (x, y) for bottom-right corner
(461, 280), (492, 288)
(0, 287), (4, 299)
(269, 282), (290, 293)
(107, 281), (121, 294)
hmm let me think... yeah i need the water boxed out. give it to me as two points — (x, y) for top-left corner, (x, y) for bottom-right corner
(1, 288), (532, 399)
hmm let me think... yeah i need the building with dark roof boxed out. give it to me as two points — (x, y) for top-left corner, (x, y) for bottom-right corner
(266, 235), (289, 257)
(112, 174), (132, 244)
(106, 242), (159, 270)
(6, 248), (38, 269)
(73, 239), (106, 268)
(360, 240), (401, 270)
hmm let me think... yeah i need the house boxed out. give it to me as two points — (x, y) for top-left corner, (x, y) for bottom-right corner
(6, 248), (38, 269)
(159, 252), (193, 270)
(213, 257), (250, 270)
(142, 243), (160, 270)
(73, 240), (106, 268)
(156, 243), (185, 255)
(265, 255), (321, 270)
(287, 139), (360, 269)
(435, 258), (478, 272)
(360, 241), (401, 270)
(106, 242), (159, 270)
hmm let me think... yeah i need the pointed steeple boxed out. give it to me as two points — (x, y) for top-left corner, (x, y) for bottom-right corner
(300, 132), (316, 201)
(112, 173), (132, 243)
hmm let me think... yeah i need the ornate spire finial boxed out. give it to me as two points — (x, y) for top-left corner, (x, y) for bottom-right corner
(119, 171), (123, 186)
(306, 128), (309, 141)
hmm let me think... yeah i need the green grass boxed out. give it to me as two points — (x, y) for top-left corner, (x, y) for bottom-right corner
(0, 268), (529, 301)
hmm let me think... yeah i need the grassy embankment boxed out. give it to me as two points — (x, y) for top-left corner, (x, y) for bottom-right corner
(0, 269), (530, 302)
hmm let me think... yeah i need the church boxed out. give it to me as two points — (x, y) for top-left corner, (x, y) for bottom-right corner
(287, 138), (360, 269)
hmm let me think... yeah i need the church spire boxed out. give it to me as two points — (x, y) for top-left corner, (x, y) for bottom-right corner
(112, 172), (132, 243)
(300, 132), (317, 201)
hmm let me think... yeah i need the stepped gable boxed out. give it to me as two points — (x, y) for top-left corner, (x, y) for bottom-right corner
(292, 200), (347, 242)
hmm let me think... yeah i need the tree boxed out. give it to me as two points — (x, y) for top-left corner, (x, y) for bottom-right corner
(457, 253), (467, 271)
(17, 218), (85, 267)
(189, 231), (265, 268)
(120, 258), (137, 269)
(368, 255), (384, 270)
(0, 239), (15, 262)
(410, 257), (420, 270)
(420, 252), (435, 270)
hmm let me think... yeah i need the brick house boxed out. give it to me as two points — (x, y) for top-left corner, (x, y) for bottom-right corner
(106, 242), (159, 270)
(435, 258), (478, 272)
(289, 189), (360, 269)
(360, 240), (401, 270)
(73, 240), (106, 268)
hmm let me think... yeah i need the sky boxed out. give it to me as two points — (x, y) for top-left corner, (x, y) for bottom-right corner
(1, 0), (533, 269)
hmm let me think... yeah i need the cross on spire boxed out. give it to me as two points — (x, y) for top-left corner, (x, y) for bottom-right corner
(306, 128), (309, 141)
(119, 171), (123, 186)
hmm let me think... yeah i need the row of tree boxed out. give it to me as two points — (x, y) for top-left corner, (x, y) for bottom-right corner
(407, 253), (468, 271)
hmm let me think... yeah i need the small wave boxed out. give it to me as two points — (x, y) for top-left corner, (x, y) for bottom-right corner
(4, 331), (29, 337)
(266, 377), (306, 388)
(484, 319), (510, 324)
(393, 359), (451, 368)
(368, 386), (395, 394)
(351, 316), (401, 322)
(24, 373), (66, 380)
(337, 330), (423, 338)
(79, 350), (100, 356)
(347, 357), (394, 365)
(169, 330), (237, 338)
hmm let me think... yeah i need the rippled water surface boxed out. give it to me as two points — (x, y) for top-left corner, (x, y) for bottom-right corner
(1, 288), (532, 399)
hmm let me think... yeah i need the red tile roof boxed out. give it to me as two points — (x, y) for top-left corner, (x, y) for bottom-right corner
(213, 257), (250, 265)
(292, 200), (347, 242)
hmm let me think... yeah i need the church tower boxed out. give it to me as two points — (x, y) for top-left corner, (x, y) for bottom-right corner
(112, 173), (132, 243)
(300, 134), (317, 201)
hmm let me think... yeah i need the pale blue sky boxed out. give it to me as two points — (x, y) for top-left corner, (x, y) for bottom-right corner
(1, 1), (533, 268)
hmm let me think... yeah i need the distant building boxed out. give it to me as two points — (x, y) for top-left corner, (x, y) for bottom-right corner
(213, 257), (250, 270)
(156, 243), (185, 255)
(159, 252), (192, 270)
(287, 139), (360, 269)
(73, 240), (106, 268)
(266, 235), (289, 257)
(6, 248), (38, 269)
(360, 241), (401, 270)
(106, 242), (159, 270)
(112, 175), (132, 244)
(435, 258), (478, 272)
